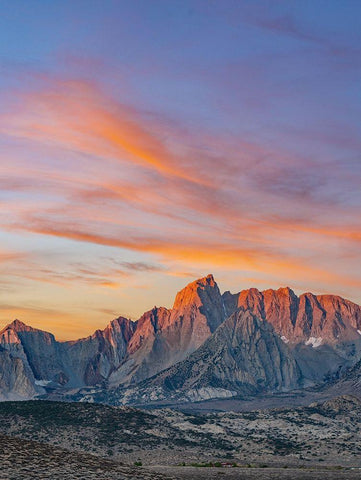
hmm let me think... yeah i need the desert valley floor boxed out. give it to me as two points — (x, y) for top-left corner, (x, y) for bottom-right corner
(0, 396), (360, 479)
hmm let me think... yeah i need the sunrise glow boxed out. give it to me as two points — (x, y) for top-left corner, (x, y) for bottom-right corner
(0, 2), (360, 340)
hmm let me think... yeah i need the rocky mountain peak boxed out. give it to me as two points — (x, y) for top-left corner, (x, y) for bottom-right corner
(237, 288), (263, 318)
(112, 275), (227, 386)
(277, 286), (297, 297)
(101, 316), (136, 343)
(0, 319), (36, 334)
(136, 306), (303, 402)
(171, 274), (225, 333)
(172, 274), (217, 310)
(224, 286), (361, 348)
(0, 276), (360, 403)
(200, 273), (216, 286)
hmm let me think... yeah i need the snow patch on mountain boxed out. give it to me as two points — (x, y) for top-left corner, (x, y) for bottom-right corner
(35, 380), (52, 386)
(305, 337), (323, 348)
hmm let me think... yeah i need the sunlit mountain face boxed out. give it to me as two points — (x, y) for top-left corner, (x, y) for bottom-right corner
(0, 1), (360, 340)
(1, 274), (361, 404)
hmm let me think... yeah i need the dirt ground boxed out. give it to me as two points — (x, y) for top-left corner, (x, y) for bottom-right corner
(0, 434), (169, 480)
(150, 465), (361, 480)
(1, 432), (360, 480)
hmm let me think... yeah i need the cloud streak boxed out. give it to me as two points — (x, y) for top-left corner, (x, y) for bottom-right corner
(0, 71), (360, 336)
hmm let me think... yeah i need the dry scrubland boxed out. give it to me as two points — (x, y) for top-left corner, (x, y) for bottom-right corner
(0, 434), (167, 480)
(0, 397), (360, 479)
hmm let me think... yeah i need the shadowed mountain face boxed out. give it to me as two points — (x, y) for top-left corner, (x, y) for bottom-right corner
(63, 316), (136, 386)
(330, 358), (361, 398)
(0, 317), (136, 390)
(0, 275), (360, 403)
(0, 275), (226, 396)
(109, 274), (226, 386)
(0, 345), (40, 400)
(222, 287), (361, 383)
(119, 309), (303, 404)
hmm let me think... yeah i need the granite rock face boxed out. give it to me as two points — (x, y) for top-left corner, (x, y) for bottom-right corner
(0, 275), (226, 393)
(223, 287), (361, 381)
(0, 344), (40, 400)
(63, 316), (136, 386)
(0, 317), (136, 389)
(112, 308), (302, 403)
(0, 320), (66, 386)
(108, 274), (226, 385)
(223, 287), (361, 345)
(0, 275), (360, 403)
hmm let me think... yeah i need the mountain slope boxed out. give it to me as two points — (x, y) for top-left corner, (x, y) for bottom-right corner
(0, 317), (136, 389)
(0, 345), (40, 400)
(0, 275), (360, 403)
(108, 274), (227, 386)
(0, 275), (227, 392)
(107, 309), (303, 404)
(63, 316), (136, 385)
(0, 319), (65, 388)
(223, 287), (361, 381)
(223, 287), (361, 345)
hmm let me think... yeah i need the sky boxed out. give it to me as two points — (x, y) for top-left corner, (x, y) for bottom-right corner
(0, 0), (360, 340)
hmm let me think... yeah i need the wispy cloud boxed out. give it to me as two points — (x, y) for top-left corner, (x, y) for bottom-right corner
(0, 72), (360, 333)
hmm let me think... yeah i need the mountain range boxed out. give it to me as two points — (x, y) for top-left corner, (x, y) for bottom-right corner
(1, 274), (361, 404)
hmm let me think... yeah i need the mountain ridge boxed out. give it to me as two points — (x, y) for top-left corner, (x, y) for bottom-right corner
(3, 289), (360, 345)
(0, 274), (360, 403)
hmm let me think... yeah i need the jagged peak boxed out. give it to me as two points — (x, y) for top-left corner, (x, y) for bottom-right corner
(172, 274), (219, 310)
(198, 273), (216, 286)
(300, 291), (317, 298)
(316, 293), (354, 304)
(89, 316), (137, 342)
(239, 287), (261, 297)
(185, 274), (216, 289)
(107, 316), (136, 329)
(0, 319), (37, 335)
(136, 306), (170, 321)
(133, 306), (171, 334)
(299, 292), (359, 309)
(276, 286), (296, 296)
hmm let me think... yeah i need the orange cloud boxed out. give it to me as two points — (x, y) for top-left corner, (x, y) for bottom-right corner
(0, 74), (360, 327)
(1, 79), (212, 187)
(7, 218), (361, 293)
(2, 77), (359, 248)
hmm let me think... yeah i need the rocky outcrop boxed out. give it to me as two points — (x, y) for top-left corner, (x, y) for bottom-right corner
(108, 307), (171, 386)
(223, 287), (361, 346)
(223, 287), (361, 381)
(170, 273), (226, 344)
(0, 345), (41, 400)
(63, 316), (136, 386)
(0, 317), (136, 390)
(0, 275), (360, 403)
(329, 358), (361, 398)
(108, 274), (227, 386)
(0, 320), (65, 386)
(121, 308), (303, 403)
